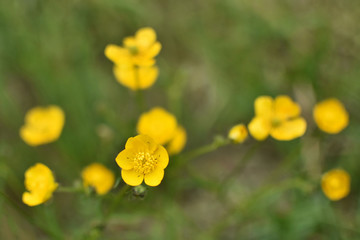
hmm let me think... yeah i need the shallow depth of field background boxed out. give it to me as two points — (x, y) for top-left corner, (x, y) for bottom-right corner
(1, 0), (360, 239)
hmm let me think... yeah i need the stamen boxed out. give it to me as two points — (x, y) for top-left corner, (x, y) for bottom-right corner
(133, 152), (158, 175)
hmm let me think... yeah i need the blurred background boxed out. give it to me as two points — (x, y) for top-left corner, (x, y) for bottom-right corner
(1, 0), (360, 239)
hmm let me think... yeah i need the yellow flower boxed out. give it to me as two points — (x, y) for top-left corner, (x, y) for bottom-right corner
(115, 135), (169, 187)
(22, 163), (58, 206)
(137, 107), (177, 145)
(20, 105), (65, 146)
(321, 169), (350, 201)
(113, 65), (159, 90)
(167, 125), (187, 155)
(105, 27), (161, 67)
(313, 98), (349, 134)
(228, 124), (248, 143)
(81, 163), (115, 195)
(248, 95), (307, 141)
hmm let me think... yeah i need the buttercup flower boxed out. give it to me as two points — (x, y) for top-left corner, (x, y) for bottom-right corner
(313, 98), (349, 134)
(105, 27), (161, 90)
(228, 124), (248, 143)
(20, 105), (65, 146)
(81, 163), (115, 195)
(137, 107), (177, 145)
(105, 27), (161, 67)
(248, 95), (307, 141)
(116, 135), (169, 187)
(22, 163), (58, 206)
(321, 169), (350, 201)
(167, 125), (187, 155)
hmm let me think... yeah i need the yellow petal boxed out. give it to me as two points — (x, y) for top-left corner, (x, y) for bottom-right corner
(254, 96), (274, 119)
(144, 42), (162, 59)
(135, 27), (157, 51)
(22, 192), (43, 207)
(105, 44), (131, 65)
(144, 167), (164, 187)
(321, 169), (350, 201)
(115, 149), (135, 170)
(121, 169), (144, 186)
(248, 117), (271, 141)
(138, 65), (158, 89)
(167, 125), (187, 155)
(274, 95), (301, 121)
(113, 65), (158, 90)
(153, 145), (169, 169)
(123, 37), (136, 48)
(270, 118), (307, 141)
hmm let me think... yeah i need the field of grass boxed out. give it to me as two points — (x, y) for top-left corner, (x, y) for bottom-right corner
(1, 0), (360, 239)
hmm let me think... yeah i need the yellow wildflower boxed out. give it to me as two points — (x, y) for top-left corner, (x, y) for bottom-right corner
(20, 105), (65, 146)
(228, 124), (248, 143)
(248, 95), (307, 141)
(22, 163), (58, 207)
(313, 98), (349, 134)
(81, 163), (115, 195)
(137, 107), (177, 145)
(113, 65), (159, 90)
(105, 27), (161, 67)
(167, 125), (187, 155)
(115, 135), (169, 187)
(321, 169), (350, 201)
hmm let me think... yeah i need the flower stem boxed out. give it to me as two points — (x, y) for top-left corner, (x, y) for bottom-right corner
(56, 186), (83, 193)
(103, 184), (130, 221)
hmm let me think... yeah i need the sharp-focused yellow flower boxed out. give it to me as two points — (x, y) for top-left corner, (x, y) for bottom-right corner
(22, 163), (58, 207)
(313, 98), (349, 134)
(167, 125), (187, 155)
(105, 27), (161, 67)
(105, 28), (161, 90)
(321, 169), (350, 201)
(228, 124), (248, 143)
(137, 107), (177, 145)
(113, 65), (159, 90)
(116, 135), (169, 187)
(81, 163), (115, 195)
(20, 105), (65, 146)
(248, 96), (307, 141)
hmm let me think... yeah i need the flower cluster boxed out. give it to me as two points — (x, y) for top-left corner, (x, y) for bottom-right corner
(105, 28), (161, 90)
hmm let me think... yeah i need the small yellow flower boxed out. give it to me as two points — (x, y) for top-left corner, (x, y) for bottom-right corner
(321, 169), (350, 201)
(81, 163), (115, 195)
(113, 65), (159, 90)
(20, 105), (65, 146)
(167, 125), (187, 155)
(22, 163), (58, 206)
(137, 107), (177, 145)
(115, 135), (169, 187)
(105, 27), (161, 67)
(248, 95), (307, 141)
(313, 98), (349, 134)
(228, 124), (248, 143)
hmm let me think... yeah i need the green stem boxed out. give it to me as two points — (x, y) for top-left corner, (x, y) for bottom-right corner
(56, 186), (84, 193)
(103, 184), (130, 221)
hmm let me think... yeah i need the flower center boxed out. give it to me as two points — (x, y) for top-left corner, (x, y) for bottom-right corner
(128, 46), (139, 55)
(133, 152), (158, 175)
(271, 118), (282, 128)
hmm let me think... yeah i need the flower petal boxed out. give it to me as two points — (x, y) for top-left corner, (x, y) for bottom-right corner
(121, 169), (144, 186)
(144, 167), (164, 187)
(248, 117), (271, 141)
(22, 192), (43, 207)
(254, 96), (274, 119)
(105, 44), (131, 66)
(138, 65), (158, 89)
(144, 42), (162, 59)
(153, 145), (169, 169)
(274, 95), (301, 121)
(270, 118), (307, 141)
(115, 149), (135, 170)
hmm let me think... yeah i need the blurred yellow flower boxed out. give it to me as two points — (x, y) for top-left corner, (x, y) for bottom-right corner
(20, 105), (65, 146)
(228, 124), (248, 143)
(22, 163), (58, 207)
(167, 125), (187, 155)
(321, 169), (350, 201)
(105, 27), (161, 90)
(113, 65), (158, 90)
(248, 95), (307, 141)
(313, 98), (349, 134)
(137, 107), (177, 145)
(105, 27), (161, 67)
(81, 163), (115, 195)
(116, 135), (169, 187)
